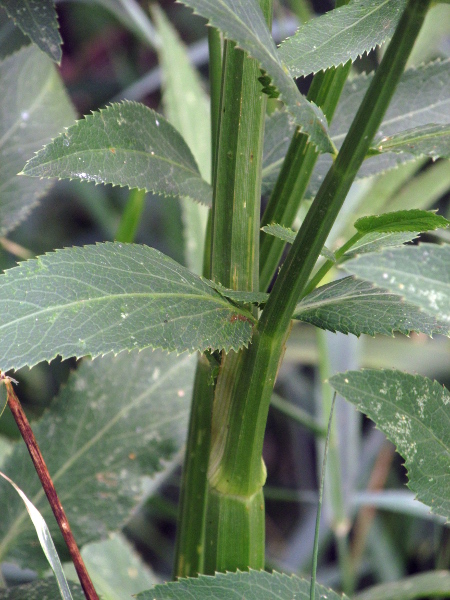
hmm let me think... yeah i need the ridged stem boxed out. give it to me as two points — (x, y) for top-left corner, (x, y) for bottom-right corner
(209, 0), (431, 503)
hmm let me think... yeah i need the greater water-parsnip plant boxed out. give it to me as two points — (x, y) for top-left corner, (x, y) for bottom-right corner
(0, 1), (449, 599)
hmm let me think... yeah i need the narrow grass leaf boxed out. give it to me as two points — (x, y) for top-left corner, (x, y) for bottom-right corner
(1, 0), (61, 62)
(354, 210), (449, 234)
(178, 0), (333, 153)
(293, 277), (449, 337)
(0, 45), (75, 234)
(22, 102), (212, 207)
(0, 348), (195, 569)
(372, 123), (450, 159)
(0, 243), (253, 372)
(330, 370), (450, 521)
(278, 0), (406, 77)
(0, 472), (72, 600)
(136, 569), (349, 600)
(343, 244), (450, 323)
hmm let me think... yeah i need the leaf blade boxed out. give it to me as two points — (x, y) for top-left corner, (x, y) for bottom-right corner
(179, 0), (333, 153)
(372, 123), (450, 159)
(0, 243), (254, 372)
(293, 276), (449, 337)
(354, 209), (450, 234)
(279, 0), (407, 78)
(0, 45), (76, 234)
(343, 244), (450, 322)
(22, 101), (213, 207)
(1, 0), (61, 62)
(330, 370), (450, 521)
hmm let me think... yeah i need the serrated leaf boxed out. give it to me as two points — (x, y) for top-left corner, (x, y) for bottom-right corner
(179, 0), (333, 153)
(343, 243), (450, 323)
(22, 101), (213, 207)
(206, 280), (269, 306)
(262, 60), (450, 198)
(0, 7), (31, 60)
(278, 0), (406, 78)
(344, 231), (419, 257)
(0, 45), (75, 234)
(354, 209), (449, 234)
(353, 570), (450, 600)
(0, 348), (195, 569)
(0, 580), (85, 600)
(293, 276), (449, 337)
(0, 243), (254, 372)
(153, 4), (210, 275)
(372, 123), (450, 159)
(1, 0), (61, 62)
(261, 224), (335, 260)
(330, 370), (450, 521)
(136, 569), (349, 600)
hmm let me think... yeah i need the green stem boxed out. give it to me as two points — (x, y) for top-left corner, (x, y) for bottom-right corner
(259, 0), (352, 292)
(209, 0), (431, 501)
(115, 188), (146, 243)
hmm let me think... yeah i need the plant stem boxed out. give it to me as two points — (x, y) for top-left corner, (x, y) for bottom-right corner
(209, 0), (431, 510)
(115, 188), (146, 243)
(3, 377), (98, 600)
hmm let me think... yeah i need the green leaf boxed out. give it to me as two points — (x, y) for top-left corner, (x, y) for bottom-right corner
(206, 280), (269, 306)
(0, 0), (61, 62)
(343, 243), (450, 323)
(293, 276), (449, 337)
(0, 243), (255, 372)
(178, 0), (333, 153)
(372, 123), (450, 159)
(65, 534), (156, 600)
(136, 570), (349, 600)
(0, 45), (75, 234)
(262, 60), (450, 198)
(329, 370), (450, 521)
(0, 580), (85, 600)
(153, 4), (210, 275)
(278, 0), (406, 78)
(354, 209), (450, 234)
(353, 570), (450, 600)
(261, 109), (294, 196)
(261, 224), (335, 260)
(0, 348), (195, 569)
(22, 101), (213, 207)
(344, 231), (419, 257)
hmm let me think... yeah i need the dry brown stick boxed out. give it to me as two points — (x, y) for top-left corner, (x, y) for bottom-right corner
(1, 373), (99, 600)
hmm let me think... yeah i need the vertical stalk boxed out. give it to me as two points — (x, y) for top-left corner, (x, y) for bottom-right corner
(173, 28), (222, 578)
(207, 0), (431, 540)
(204, 0), (273, 573)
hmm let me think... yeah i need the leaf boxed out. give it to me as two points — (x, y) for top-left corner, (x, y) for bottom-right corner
(153, 4), (210, 275)
(354, 209), (449, 234)
(344, 231), (419, 257)
(353, 570), (450, 600)
(0, 0), (61, 62)
(206, 280), (269, 306)
(262, 60), (450, 198)
(136, 569), (349, 600)
(65, 534), (156, 600)
(0, 471), (73, 600)
(0, 45), (75, 234)
(0, 580), (85, 600)
(372, 123), (450, 159)
(0, 243), (254, 372)
(179, 0), (333, 153)
(293, 276), (449, 337)
(261, 224), (335, 260)
(329, 370), (450, 521)
(22, 101), (213, 207)
(278, 0), (406, 78)
(343, 243), (450, 323)
(0, 348), (195, 569)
